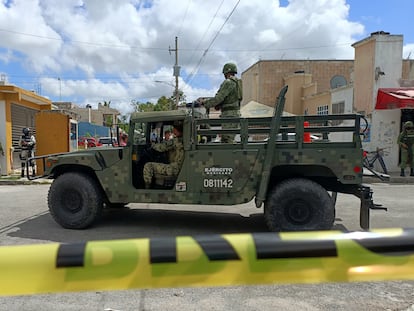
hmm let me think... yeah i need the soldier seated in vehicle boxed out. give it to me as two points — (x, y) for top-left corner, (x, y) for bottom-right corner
(142, 122), (184, 189)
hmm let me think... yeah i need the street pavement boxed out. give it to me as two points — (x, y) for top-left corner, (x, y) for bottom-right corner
(0, 182), (414, 310)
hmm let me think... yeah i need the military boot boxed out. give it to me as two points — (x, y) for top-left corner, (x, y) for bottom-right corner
(410, 168), (414, 177)
(400, 169), (405, 177)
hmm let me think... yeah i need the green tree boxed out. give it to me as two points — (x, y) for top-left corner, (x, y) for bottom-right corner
(134, 101), (155, 112)
(154, 96), (172, 111)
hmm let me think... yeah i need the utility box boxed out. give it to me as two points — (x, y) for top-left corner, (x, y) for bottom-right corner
(35, 111), (78, 174)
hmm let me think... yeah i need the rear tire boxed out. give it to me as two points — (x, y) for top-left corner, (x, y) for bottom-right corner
(264, 178), (334, 232)
(48, 172), (103, 229)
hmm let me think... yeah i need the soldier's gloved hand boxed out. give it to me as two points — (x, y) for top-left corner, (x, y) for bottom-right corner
(401, 143), (408, 149)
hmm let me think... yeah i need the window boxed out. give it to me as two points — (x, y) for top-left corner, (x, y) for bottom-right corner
(133, 122), (147, 145)
(332, 102), (345, 114)
(332, 102), (345, 125)
(317, 105), (329, 115)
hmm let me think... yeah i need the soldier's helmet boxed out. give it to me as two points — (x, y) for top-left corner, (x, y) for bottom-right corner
(222, 63), (237, 74)
(403, 121), (413, 129)
(22, 128), (30, 135)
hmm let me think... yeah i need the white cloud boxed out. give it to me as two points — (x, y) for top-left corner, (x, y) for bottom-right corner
(403, 44), (414, 59)
(1, 0), (405, 116)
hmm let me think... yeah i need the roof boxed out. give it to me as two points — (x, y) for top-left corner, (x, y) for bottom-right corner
(375, 88), (414, 109)
(0, 84), (51, 106)
(241, 100), (295, 117)
(130, 109), (188, 122)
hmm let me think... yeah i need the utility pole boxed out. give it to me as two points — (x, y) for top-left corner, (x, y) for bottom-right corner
(58, 77), (62, 101)
(169, 36), (180, 109)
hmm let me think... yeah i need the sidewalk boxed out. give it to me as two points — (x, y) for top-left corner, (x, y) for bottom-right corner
(362, 169), (414, 184)
(1, 170), (413, 185)
(0, 169), (52, 185)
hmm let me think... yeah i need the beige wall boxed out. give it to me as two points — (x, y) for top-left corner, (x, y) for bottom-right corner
(283, 73), (313, 115)
(242, 60), (354, 109)
(303, 92), (331, 115)
(353, 39), (375, 115)
(54, 102), (120, 126)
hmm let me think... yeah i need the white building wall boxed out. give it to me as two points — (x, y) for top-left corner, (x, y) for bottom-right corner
(372, 35), (403, 110)
(331, 86), (354, 113)
(329, 86), (354, 142)
(368, 109), (401, 172)
(367, 35), (404, 172)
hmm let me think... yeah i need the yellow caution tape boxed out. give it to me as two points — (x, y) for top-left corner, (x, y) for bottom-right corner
(1, 228), (414, 296)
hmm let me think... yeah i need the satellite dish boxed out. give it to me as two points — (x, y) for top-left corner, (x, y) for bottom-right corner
(330, 75), (347, 89)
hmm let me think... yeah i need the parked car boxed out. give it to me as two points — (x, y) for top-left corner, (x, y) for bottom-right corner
(98, 137), (118, 146)
(78, 137), (102, 148)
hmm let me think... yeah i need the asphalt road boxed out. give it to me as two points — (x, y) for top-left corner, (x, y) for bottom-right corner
(0, 183), (414, 311)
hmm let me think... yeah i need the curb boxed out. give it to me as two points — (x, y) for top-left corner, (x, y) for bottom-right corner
(363, 176), (414, 184)
(0, 177), (52, 185)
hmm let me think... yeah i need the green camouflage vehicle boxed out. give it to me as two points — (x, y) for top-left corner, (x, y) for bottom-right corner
(31, 86), (384, 231)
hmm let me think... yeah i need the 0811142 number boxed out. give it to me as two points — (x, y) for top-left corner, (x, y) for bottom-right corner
(203, 178), (233, 188)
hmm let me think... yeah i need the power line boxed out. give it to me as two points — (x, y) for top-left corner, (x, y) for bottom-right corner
(176, 0), (193, 37)
(185, 0), (241, 85)
(185, 0), (226, 81)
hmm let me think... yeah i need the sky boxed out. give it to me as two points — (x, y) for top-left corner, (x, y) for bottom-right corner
(0, 0), (413, 116)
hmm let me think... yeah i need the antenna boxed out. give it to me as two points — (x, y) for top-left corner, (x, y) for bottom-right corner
(330, 75), (347, 89)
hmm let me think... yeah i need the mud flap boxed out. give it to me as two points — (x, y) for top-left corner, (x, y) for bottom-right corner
(358, 185), (387, 230)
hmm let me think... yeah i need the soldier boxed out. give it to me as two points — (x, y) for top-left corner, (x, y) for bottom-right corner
(19, 127), (36, 177)
(143, 122), (184, 188)
(397, 120), (414, 176)
(198, 62), (243, 143)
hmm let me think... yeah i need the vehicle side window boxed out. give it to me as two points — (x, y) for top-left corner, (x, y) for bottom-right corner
(133, 122), (147, 145)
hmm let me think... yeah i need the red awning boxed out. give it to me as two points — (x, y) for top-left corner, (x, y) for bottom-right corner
(375, 88), (414, 109)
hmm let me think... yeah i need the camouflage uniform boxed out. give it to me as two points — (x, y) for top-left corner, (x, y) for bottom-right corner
(397, 121), (414, 176)
(203, 63), (242, 143)
(19, 128), (36, 177)
(143, 136), (184, 188)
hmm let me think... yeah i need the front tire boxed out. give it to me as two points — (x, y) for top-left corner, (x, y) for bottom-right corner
(264, 178), (334, 232)
(48, 172), (103, 229)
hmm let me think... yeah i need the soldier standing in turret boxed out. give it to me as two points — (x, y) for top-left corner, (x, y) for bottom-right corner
(19, 128), (36, 177)
(397, 121), (414, 177)
(199, 62), (243, 143)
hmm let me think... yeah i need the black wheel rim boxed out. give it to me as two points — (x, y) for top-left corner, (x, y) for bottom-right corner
(285, 199), (312, 225)
(61, 191), (83, 214)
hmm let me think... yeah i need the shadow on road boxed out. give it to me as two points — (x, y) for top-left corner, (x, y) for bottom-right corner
(8, 207), (269, 243)
(8, 207), (351, 243)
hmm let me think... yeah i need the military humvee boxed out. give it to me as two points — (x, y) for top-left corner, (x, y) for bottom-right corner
(31, 86), (383, 231)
